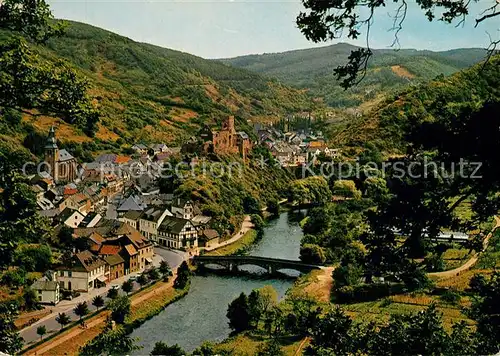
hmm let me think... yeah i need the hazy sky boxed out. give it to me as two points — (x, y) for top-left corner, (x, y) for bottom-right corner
(48, 0), (499, 58)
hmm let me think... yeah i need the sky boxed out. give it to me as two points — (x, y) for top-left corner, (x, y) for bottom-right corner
(47, 0), (500, 59)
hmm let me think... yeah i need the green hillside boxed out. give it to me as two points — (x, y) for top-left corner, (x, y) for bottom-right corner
(329, 55), (500, 155)
(219, 43), (486, 108)
(0, 20), (314, 160)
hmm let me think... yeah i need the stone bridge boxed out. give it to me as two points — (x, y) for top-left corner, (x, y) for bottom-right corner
(193, 255), (321, 275)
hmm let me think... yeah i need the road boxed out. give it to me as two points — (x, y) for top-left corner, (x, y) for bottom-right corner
(202, 215), (253, 252)
(20, 248), (187, 347)
(429, 216), (500, 279)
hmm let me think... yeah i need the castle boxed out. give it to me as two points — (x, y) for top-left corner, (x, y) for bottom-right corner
(44, 126), (77, 183)
(189, 116), (252, 159)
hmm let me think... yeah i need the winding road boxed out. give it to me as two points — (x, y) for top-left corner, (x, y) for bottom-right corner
(428, 216), (500, 279)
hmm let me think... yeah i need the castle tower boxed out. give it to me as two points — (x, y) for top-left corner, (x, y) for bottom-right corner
(222, 115), (236, 134)
(45, 126), (59, 181)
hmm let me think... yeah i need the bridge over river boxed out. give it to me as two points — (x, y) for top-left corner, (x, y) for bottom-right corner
(193, 255), (322, 275)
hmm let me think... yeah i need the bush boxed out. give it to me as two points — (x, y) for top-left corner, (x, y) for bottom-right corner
(14, 245), (52, 272)
(1, 268), (27, 288)
(299, 244), (326, 265)
(440, 289), (461, 305)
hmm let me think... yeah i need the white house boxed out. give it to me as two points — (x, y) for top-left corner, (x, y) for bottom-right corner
(31, 277), (60, 305)
(57, 250), (106, 292)
(158, 216), (198, 249)
(57, 208), (86, 228)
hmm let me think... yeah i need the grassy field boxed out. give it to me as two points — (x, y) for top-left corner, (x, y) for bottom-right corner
(212, 332), (305, 356)
(205, 230), (258, 256)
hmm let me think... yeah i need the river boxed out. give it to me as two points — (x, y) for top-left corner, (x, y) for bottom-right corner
(130, 210), (307, 353)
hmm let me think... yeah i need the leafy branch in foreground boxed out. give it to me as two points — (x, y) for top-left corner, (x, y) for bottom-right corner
(297, 0), (500, 88)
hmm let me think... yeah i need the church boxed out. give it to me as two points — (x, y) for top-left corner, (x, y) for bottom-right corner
(44, 126), (78, 183)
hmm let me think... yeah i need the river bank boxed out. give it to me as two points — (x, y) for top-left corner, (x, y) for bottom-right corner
(129, 210), (307, 354)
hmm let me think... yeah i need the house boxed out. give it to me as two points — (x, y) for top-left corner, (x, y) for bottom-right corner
(138, 206), (173, 242)
(117, 224), (154, 271)
(199, 229), (220, 248)
(171, 199), (197, 220)
(120, 210), (142, 230)
(158, 216), (198, 249)
(59, 193), (92, 214)
(131, 144), (148, 155)
(31, 277), (60, 305)
(57, 208), (86, 228)
(120, 244), (139, 274)
(104, 254), (125, 282)
(79, 212), (102, 228)
(57, 250), (106, 292)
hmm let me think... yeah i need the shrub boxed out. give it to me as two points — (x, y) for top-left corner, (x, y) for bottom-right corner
(299, 244), (326, 265)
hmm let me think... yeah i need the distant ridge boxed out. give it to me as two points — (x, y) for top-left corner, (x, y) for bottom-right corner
(218, 43), (487, 108)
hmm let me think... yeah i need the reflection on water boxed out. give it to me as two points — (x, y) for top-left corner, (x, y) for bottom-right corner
(130, 211), (305, 353)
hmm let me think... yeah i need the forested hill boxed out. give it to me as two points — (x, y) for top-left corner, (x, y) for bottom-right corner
(329, 55), (500, 154)
(0, 20), (313, 160)
(219, 43), (486, 108)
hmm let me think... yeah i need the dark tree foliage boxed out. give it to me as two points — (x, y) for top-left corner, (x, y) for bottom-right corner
(0, 304), (23, 354)
(80, 327), (139, 356)
(92, 295), (104, 311)
(150, 342), (186, 356)
(227, 292), (251, 333)
(106, 287), (119, 299)
(297, 0), (500, 88)
(55, 312), (71, 329)
(0, 0), (99, 135)
(108, 296), (131, 324)
(73, 301), (89, 320)
(0, 171), (51, 269)
(174, 261), (191, 289)
(121, 279), (134, 295)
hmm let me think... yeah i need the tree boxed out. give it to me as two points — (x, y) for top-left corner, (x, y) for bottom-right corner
(22, 288), (39, 311)
(80, 327), (140, 356)
(243, 195), (261, 214)
(122, 279), (134, 295)
(0, 0), (99, 136)
(332, 262), (363, 289)
(36, 325), (46, 341)
(107, 287), (119, 300)
(468, 272), (500, 353)
(267, 198), (280, 216)
(159, 260), (172, 277)
(92, 295), (104, 311)
(0, 172), (51, 269)
(74, 301), (89, 320)
(55, 312), (71, 330)
(299, 244), (326, 265)
(13, 244), (52, 272)
(305, 306), (354, 355)
(1, 268), (26, 288)
(332, 180), (362, 199)
(150, 342), (186, 356)
(108, 296), (131, 324)
(0, 304), (23, 354)
(148, 267), (160, 281)
(227, 292), (251, 333)
(137, 273), (149, 287)
(174, 261), (191, 290)
(256, 338), (284, 356)
(296, 0), (500, 89)
(248, 286), (278, 328)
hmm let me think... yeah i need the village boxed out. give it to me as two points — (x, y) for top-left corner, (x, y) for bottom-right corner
(27, 114), (338, 306)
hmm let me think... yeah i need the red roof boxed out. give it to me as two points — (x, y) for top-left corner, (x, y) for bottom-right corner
(64, 187), (78, 196)
(98, 245), (121, 256)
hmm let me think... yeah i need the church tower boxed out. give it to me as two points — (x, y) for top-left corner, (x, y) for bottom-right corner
(45, 126), (59, 181)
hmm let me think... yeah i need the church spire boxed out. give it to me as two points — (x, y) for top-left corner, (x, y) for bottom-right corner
(45, 126), (58, 149)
